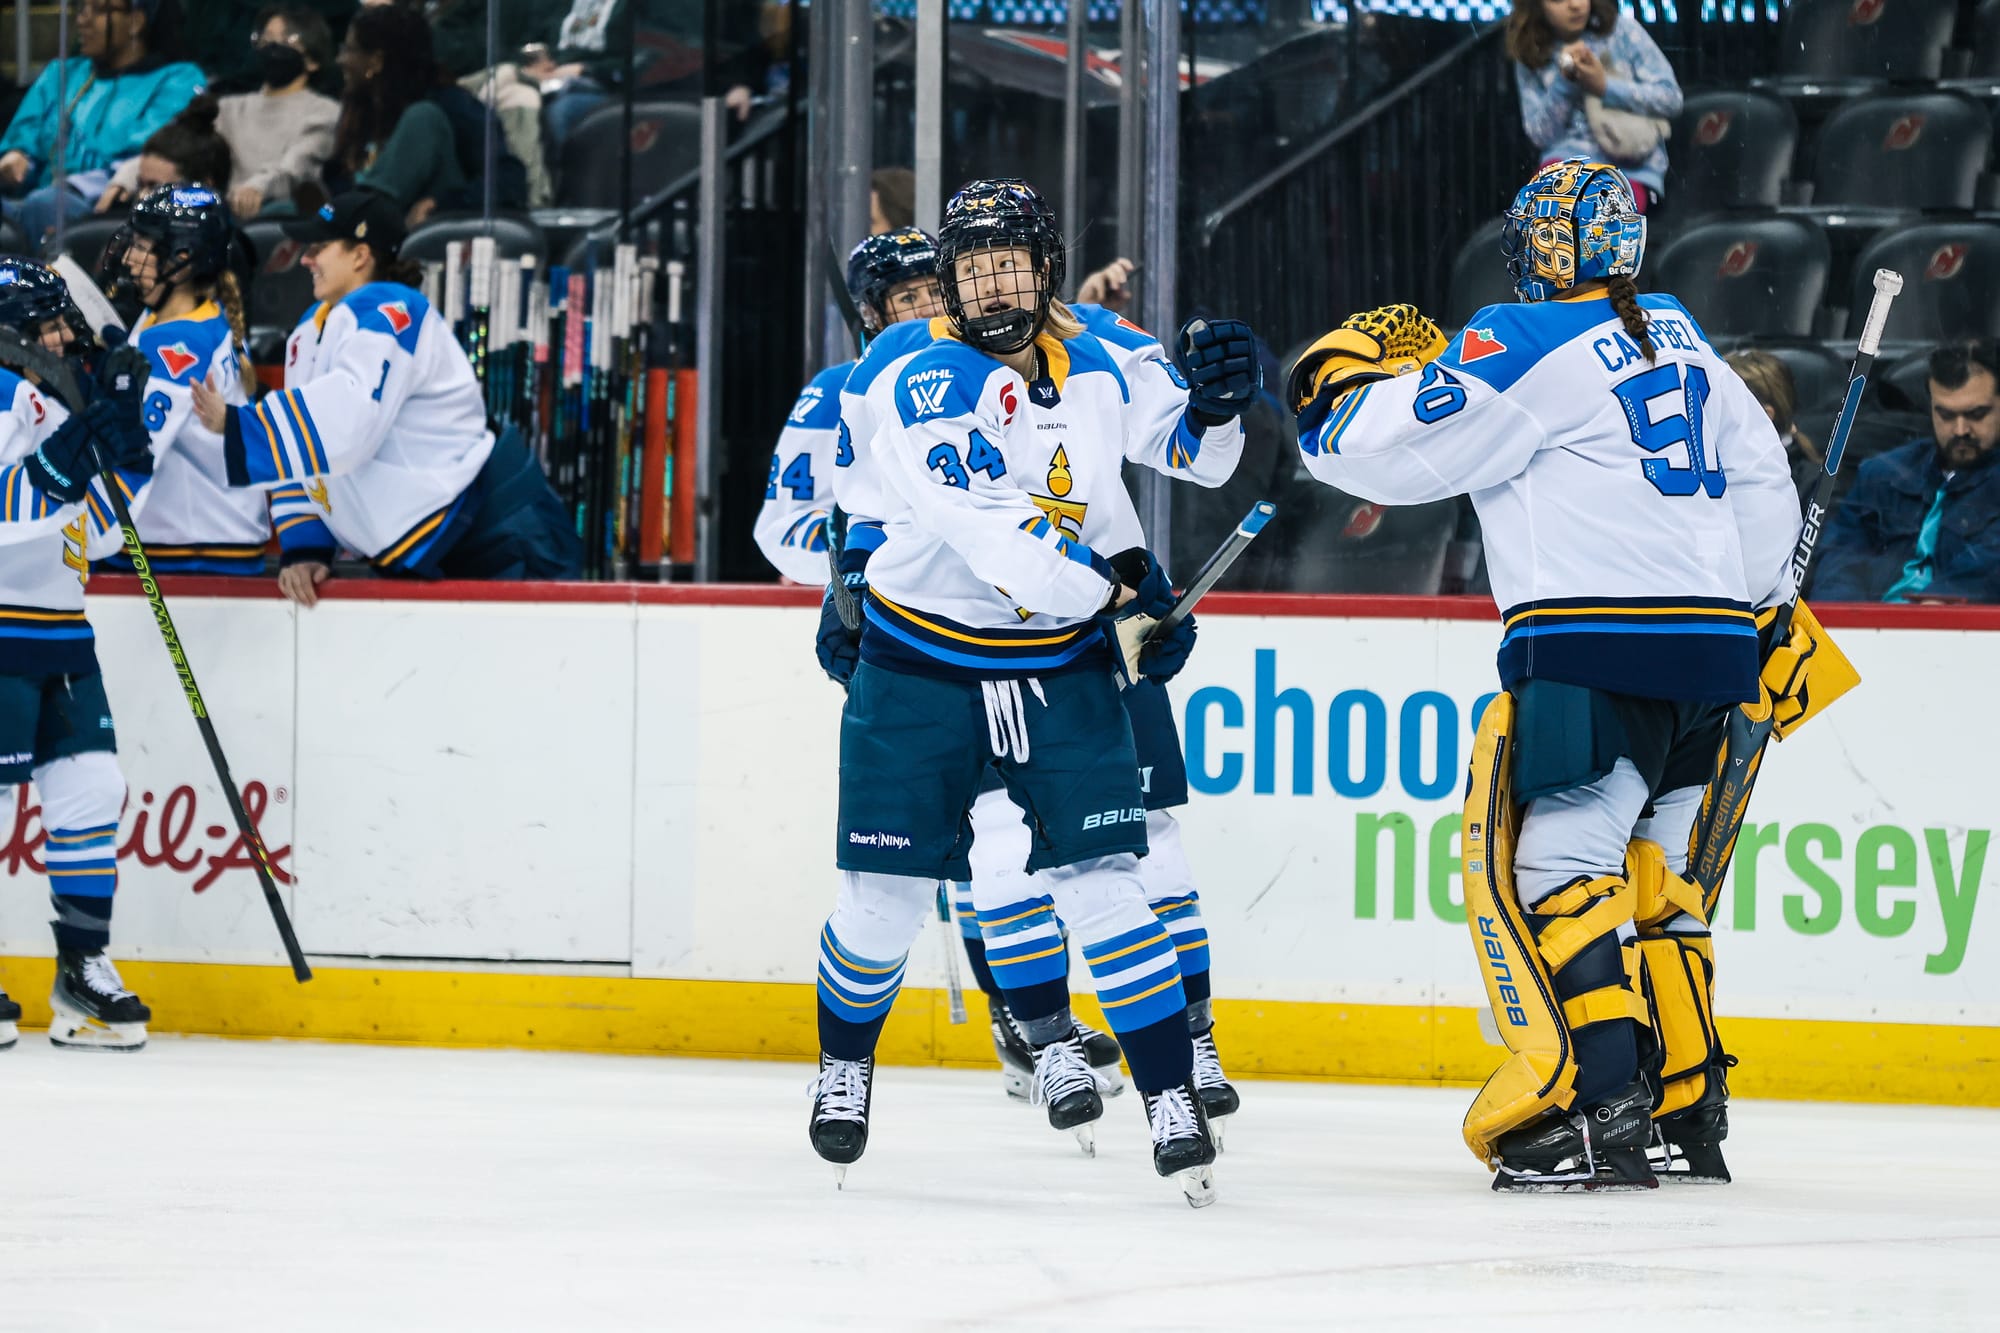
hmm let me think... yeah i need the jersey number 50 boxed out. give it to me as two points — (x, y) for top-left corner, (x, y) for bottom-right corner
(1613, 362), (1724, 498)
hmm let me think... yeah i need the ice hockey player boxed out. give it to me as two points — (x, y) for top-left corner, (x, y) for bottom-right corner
(1285, 159), (1855, 1189)
(807, 178), (1257, 1206)
(95, 183), (268, 577)
(189, 191), (581, 601)
(0, 258), (160, 1050)
(753, 226), (943, 584)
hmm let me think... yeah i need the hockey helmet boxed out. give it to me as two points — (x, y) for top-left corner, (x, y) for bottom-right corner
(845, 226), (942, 333)
(104, 182), (236, 303)
(937, 178), (1065, 355)
(0, 256), (89, 351)
(1501, 158), (1645, 303)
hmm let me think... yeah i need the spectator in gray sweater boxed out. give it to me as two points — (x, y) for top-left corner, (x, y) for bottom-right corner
(102, 4), (338, 218)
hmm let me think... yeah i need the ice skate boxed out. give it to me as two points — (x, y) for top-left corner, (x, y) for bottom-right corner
(988, 997), (1035, 1101)
(1029, 1032), (1103, 1156)
(1073, 1016), (1125, 1097)
(48, 948), (149, 1052)
(808, 1053), (873, 1187)
(0, 987), (18, 1050)
(1650, 1059), (1736, 1185)
(1191, 1028), (1239, 1148)
(1491, 1079), (1657, 1192)
(1144, 1080), (1218, 1208)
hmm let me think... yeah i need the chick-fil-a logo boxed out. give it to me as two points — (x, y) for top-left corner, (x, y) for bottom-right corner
(0, 783), (293, 894)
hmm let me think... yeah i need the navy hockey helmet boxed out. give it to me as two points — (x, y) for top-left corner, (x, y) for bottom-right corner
(937, 178), (1065, 355)
(104, 182), (236, 302)
(0, 256), (88, 350)
(845, 226), (941, 333)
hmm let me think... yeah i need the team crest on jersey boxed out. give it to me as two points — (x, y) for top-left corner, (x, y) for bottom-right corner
(379, 301), (413, 335)
(1030, 446), (1088, 541)
(157, 342), (200, 380)
(1460, 328), (1507, 362)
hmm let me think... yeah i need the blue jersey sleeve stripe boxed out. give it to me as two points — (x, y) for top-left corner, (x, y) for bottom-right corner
(280, 390), (328, 476)
(244, 401), (290, 483)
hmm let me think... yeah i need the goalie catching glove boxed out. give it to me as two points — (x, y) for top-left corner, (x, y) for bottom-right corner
(1287, 303), (1448, 433)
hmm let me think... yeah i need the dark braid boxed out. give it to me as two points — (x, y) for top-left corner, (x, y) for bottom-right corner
(1607, 275), (1656, 363)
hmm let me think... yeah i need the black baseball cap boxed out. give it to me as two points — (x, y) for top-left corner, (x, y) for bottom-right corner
(282, 190), (408, 255)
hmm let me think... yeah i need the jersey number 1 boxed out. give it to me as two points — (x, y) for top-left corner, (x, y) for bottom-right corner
(1613, 362), (1723, 498)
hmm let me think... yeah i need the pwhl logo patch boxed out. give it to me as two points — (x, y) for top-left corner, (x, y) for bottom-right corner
(157, 342), (199, 380)
(1460, 328), (1506, 362)
(379, 302), (413, 335)
(905, 368), (953, 418)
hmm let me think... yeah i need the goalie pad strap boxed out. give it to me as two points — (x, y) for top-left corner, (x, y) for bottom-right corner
(1627, 838), (1708, 932)
(1563, 986), (1652, 1030)
(1534, 880), (1635, 972)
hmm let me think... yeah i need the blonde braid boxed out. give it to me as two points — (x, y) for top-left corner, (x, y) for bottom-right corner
(214, 270), (257, 391)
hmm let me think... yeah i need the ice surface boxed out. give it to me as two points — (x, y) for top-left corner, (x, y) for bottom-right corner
(2, 1037), (1994, 1331)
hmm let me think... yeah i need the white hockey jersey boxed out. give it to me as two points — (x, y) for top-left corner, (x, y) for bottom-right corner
(228, 283), (494, 573)
(845, 305), (1243, 679)
(1298, 292), (1798, 703)
(0, 369), (157, 676)
(752, 358), (851, 585)
(107, 302), (267, 574)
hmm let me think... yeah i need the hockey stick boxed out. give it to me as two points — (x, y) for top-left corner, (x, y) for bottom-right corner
(1686, 268), (1904, 906)
(1152, 500), (1277, 637)
(935, 883), (966, 1024)
(0, 330), (313, 982)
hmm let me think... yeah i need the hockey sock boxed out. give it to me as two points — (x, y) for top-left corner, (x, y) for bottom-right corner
(46, 823), (117, 953)
(1108, 1013), (1192, 1095)
(959, 933), (1002, 1000)
(816, 872), (933, 1061)
(1182, 966), (1214, 1035)
(1079, 921), (1190, 1093)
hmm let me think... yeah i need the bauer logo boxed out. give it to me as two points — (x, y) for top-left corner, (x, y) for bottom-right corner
(847, 830), (913, 851)
(1081, 807), (1144, 830)
(1479, 918), (1529, 1026)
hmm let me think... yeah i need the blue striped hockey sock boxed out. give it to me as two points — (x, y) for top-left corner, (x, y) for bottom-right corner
(1081, 921), (1191, 1093)
(979, 892), (1077, 1040)
(46, 823), (117, 952)
(1152, 891), (1213, 1031)
(816, 922), (907, 1061)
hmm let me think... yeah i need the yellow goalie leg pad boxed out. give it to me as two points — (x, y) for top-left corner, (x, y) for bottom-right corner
(1630, 845), (1726, 1121)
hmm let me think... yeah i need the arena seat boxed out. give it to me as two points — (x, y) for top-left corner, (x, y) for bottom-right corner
(1653, 216), (1829, 340)
(1846, 222), (2000, 348)
(1445, 217), (1516, 327)
(1941, 0), (2000, 88)
(1751, 341), (1850, 417)
(0, 216), (26, 256)
(557, 102), (703, 211)
(402, 214), (548, 266)
(1669, 90), (1798, 214)
(1753, 0), (1957, 98)
(43, 215), (125, 279)
(1797, 92), (1989, 218)
(241, 219), (317, 364)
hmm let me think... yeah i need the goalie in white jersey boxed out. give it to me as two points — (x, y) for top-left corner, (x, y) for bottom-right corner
(191, 191), (581, 602)
(807, 179), (1261, 1206)
(1289, 160), (1856, 1189)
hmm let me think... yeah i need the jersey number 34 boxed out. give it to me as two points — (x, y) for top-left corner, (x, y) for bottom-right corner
(1613, 361), (1724, 499)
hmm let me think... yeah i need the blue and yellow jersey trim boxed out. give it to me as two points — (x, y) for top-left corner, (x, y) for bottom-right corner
(371, 489), (475, 577)
(96, 542), (268, 577)
(0, 461), (65, 523)
(782, 510), (829, 553)
(1497, 595), (1760, 704)
(860, 589), (1107, 680)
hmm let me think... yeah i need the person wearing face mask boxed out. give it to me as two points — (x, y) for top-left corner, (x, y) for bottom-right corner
(0, 0), (206, 242)
(1815, 340), (2000, 604)
(212, 6), (341, 219)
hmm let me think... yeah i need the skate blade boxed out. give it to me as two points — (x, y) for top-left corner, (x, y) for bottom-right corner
(1002, 1067), (1031, 1101)
(1090, 1066), (1127, 1098)
(0, 1020), (16, 1051)
(1176, 1164), (1218, 1209)
(833, 1164), (847, 1191)
(1492, 1168), (1658, 1194)
(1209, 1115), (1228, 1155)
(1072, 1124), (1096, 1158)
(47, 1011), (146, 1052)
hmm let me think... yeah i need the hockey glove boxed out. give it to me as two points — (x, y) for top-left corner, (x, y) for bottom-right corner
(1096, 547), (1176, 687)
(23, 400), (124, 503)
(1288, 303), (1447, 430)
(816, 545), (871, 688)
(1138, 610), (1197, 684)
(1176, 317), (1263, 425)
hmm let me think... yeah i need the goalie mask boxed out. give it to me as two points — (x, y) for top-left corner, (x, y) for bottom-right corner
(0, 257), (91, 354)
(937, 178), (1065, 356)
(846, 227), (943, 335)
(103, 182), (236, 312)
(1502, 158), (1646, 304)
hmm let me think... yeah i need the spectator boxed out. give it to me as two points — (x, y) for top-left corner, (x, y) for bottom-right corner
(1506, 0), (1680, 213)
(0, 0), (206, 242)
(96, 91), (234, 213)
(525, 0), (764, 149)
(1726, 349), (1825, 503)
(869, 167), (914, 234)
(213, 5), (342, 219)
(331, 4), (527, 226)
(1814, 341), (2000, 604)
